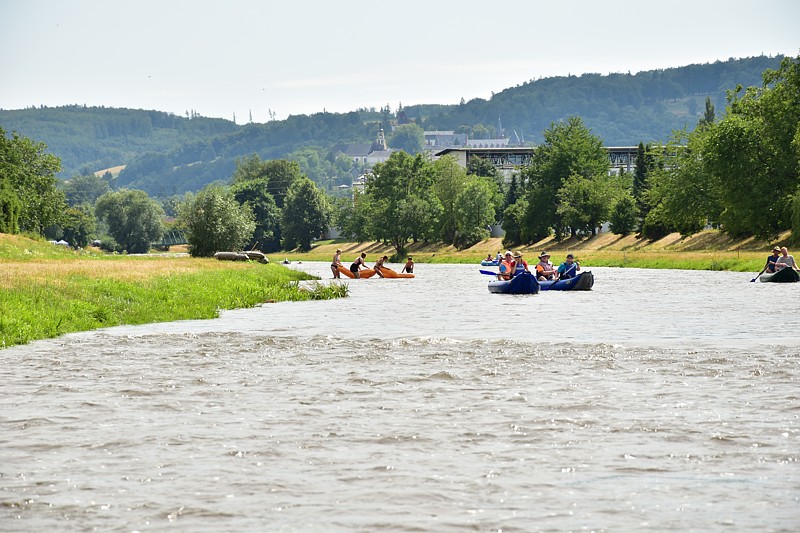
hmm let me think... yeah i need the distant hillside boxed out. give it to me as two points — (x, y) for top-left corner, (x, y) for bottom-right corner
(0, 105), (238, 178)
(0, 55), (783, 197)
(406, 55), (783, 145)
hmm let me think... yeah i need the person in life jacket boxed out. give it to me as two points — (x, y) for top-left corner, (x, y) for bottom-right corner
(511, 251), (530, 277)
(535, 251), (558, 281)
(557, 253), (581, 279)
(497, 250), (514, 280)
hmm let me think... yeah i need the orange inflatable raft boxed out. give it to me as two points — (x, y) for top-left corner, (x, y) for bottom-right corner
(335, 265), (414, 278)
(336, 265), (377, 278)
(377, 266), (414, 278)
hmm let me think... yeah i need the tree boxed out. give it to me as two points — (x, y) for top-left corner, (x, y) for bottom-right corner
(520, 116), (609, 240)
(454, 177), (497, 248)
(556, 172), (629, 236)
(281, 177), (331, 251)
(361, 151), (442, 256)
(643, 130), (721, 238)
(0, 128), (66, 235)
(0, 176), (21, 233)
(632, 142), (650, 226)
(60, 205), (96, 248)
(433, 156), (468, 244)
(231, 178), (281, 252)
(698, 96), (716, 128)
(95, 189), (165, 253)
(178, 185), (255, 257)
(232, 156), (302, 208)
(388, 124), (425, 155)
(702, 55), (800, 239)
(61, 173), (111, 206)
(609, 194), (637, 235)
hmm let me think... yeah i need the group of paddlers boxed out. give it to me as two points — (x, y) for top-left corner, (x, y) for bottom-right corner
(493, 250), (581, 281)
(330, 249), (414, 279)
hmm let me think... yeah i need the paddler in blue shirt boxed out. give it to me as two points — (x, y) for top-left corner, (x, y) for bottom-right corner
(557, 253), (581, 279)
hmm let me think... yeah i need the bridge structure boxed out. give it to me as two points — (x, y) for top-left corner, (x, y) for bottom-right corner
(434, 146), (640, 178)
(151, 229), (187, 248)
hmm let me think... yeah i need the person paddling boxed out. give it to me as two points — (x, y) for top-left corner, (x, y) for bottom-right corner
(511, 251), (530, 277)
(497, 251), (514, 280)
(557, 253), (581, 279)
(535, 252), (558, 281)
(765, 246), (781, 274)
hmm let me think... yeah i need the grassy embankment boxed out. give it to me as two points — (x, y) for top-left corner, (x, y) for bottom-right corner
(281, 229), (793, 273)
(0, 233), (347, 349)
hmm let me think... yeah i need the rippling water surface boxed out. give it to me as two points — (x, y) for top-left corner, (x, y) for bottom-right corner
(2, 263), (798, 532)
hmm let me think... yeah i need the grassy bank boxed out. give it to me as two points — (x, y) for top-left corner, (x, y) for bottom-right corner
(0, 234), (347, 349)
(280, 229), (791, 273)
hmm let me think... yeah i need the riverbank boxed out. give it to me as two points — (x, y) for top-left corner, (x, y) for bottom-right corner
(0, 233), (347, 349)
(281, 229), (793, 272)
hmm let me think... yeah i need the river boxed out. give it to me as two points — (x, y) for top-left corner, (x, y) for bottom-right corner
(1, 263), (798, 532)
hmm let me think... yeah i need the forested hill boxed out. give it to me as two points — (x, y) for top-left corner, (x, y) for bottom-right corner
(409, 55), (782, 145)
(0, 55), (782, 197)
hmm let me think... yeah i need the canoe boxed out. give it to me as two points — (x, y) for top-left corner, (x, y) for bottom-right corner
(336, 265), (377, 279)
(759, 268), (800, 283)
(481, 259), (500, 266)
(488, 271), (540, 294)
(539, 271), (594, 291)
(378, 266), (414, 278)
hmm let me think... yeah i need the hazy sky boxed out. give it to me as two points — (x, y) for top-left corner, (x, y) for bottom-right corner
(1, 0), (798, 123)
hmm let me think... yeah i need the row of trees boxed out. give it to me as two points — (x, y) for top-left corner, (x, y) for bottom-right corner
(336, 53), (800, 248)
(333, 151), (503, 257)
(634, 55), (800, 242)
(0, 129), (332, 257)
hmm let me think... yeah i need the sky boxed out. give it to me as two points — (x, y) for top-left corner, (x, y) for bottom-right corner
(1, 0), (798, 124)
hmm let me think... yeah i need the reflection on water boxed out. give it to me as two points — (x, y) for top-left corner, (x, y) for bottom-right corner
(1, 264), (798, 531)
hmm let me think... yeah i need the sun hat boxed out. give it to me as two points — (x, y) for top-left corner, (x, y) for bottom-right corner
(504, 250), (513, 256)
(538, 251), (550, 258)
(773, 246), (781, 252)
(513, 252), (522, 258)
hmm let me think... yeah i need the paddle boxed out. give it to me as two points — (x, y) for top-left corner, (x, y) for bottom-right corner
(480, 269), (499, 276)
(750, 266), (767, 282)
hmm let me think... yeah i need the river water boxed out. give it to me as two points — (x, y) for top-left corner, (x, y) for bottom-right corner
(1, 263), (798, 532)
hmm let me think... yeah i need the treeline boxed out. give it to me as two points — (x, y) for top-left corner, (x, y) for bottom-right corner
(0, 128), (333, 257)
(328, 55), (800, 249)
(0, 56), (781, 198)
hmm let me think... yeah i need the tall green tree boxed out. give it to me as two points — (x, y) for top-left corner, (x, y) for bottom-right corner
(556, 171), (629, 235)
(95, 189), (165, 253)
(518, 116), (608, 241)
(231, 177), (281, 252)
(433, 156), (468, 244)
(698, 96), (716, 128)
(632, 142), (650, 226)
(361, 151), (442, 255)
(0, 176), (21, 233)
(454, 177), (497, 248)
(702, 55), (800, 239)
(178, 185), (255, 257)
(60, 205), (96, 248)
(281, 177), (331, 251)
(643, 130), (722, 238)
(0, 128), (66, 235)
